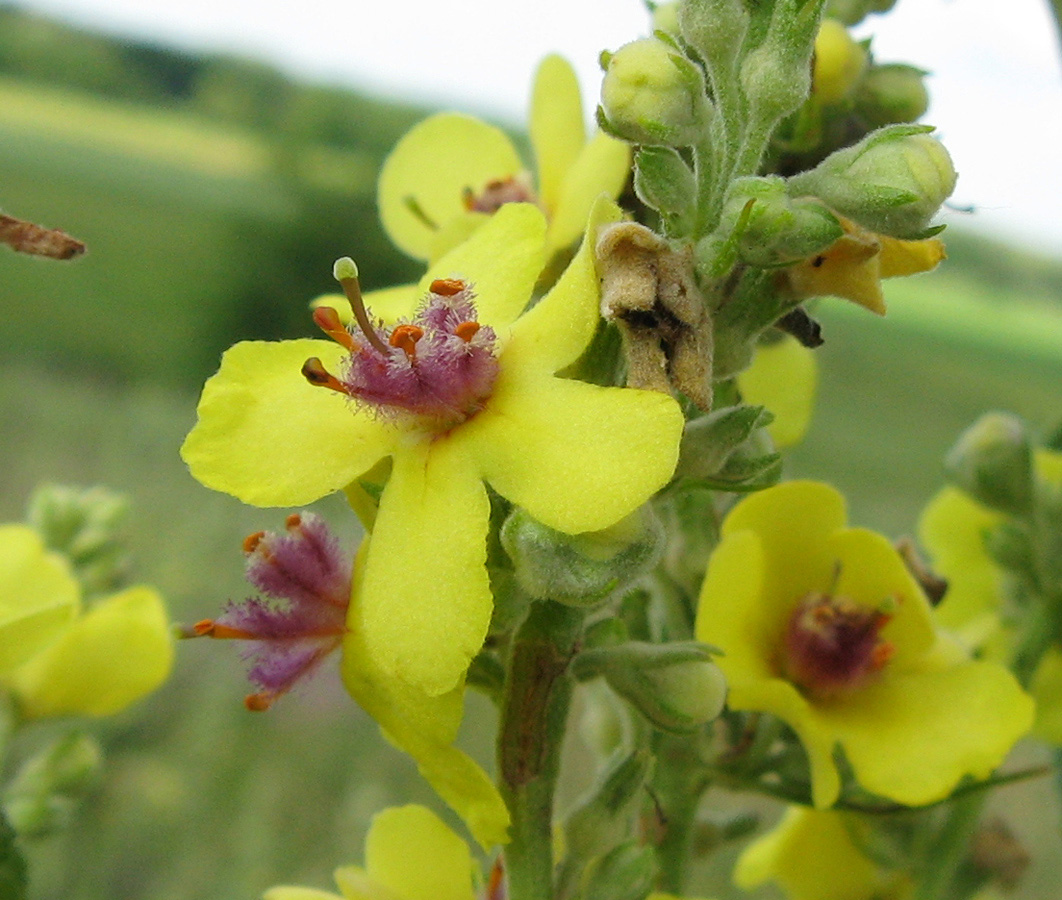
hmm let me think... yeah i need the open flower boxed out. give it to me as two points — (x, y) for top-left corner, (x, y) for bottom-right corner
(378, 55), (629, 262)
(735, 806), (912, 900)
(695, 481), (1033, 808)
(182, 201), (684, 703)
(263, 804), (477, 900)
(0, 524), (172, 719)
(778, 215), (945, 314)
(919, 449), (1062, 743)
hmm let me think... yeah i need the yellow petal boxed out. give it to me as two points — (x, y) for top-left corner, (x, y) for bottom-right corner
(181, 340), (397, 507)
(263, 887), (344, 900)
(785, 230), (886, 314)
(877, 234), (946, 277)
(11, 586), (172, 718)
(356, 437), (491, 696)
(821, 645), (1033, 805)
(362, 284), (422, 323)
(343, 545), (509, 849)
(735, 807), (890, 900)
(504, 196), (623, 375)
(418, 203), (547, 330)
(530, 54), (585, 214)
(427, 211), (492, 263)
(547, 132), (631, 253)
(362, 806), (476, 900)
(469, 371), (682, 534)
(0, 524), (80, 674)
(378, 113), (522, 260)
(737, 336), (818, 448)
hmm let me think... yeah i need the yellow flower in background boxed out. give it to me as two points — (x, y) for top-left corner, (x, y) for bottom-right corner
(263, 804), (477, 900)
(735, 806), (913, 900)
(919, 449), (1062, 743)
(378, 54), (630, 262)
(736, 334), (818, 448)
(695, 481), (1032, 808)
(0, 524), (172, 719)
(182, 200), (683, 706)
(780, 215), (945, 314)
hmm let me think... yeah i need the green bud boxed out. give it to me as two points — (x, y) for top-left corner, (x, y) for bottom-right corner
(26, 484), (129, 594)
(983, 521), (1035, 574)
(501, 506), (664, 608)
(678, 0), (750, 77)
(787, 124), (957, 239)
(854, 63), (930, 128)
(826, 0), (898, 26)
(580, 842), (657, 900)
(562, 751), (652, 864)
(3, 732), (102, 838)
(599, 38), (712, 147)
(812, 19), (868, 104)
(945, 412), (1034, 517)
(633, 146), (696, 226)
(578, 641), (727, 733)
(719, 176), (843, 267)
(651, 1), (681, 35)
(740, 0), (826, 127)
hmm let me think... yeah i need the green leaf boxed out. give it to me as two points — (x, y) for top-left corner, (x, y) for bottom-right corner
(0, 810), (28, 900)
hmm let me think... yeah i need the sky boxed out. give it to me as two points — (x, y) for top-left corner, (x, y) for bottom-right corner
(12, 0), (1062, 255)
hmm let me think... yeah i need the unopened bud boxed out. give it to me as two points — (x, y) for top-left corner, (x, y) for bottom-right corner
(581, 843), (657, 900)
(787, 124), (957, 239)
(501, 506), (663, 608)
(651, 1), (681, 35)
(579, 641), (727, 733)
(812, 19), (868, 104)
(599, 38), (712, 147)
(678, 0), (749, 75)
(945, 412), (1034, 517)
(855, 63), (930, 127)
(563, 751), (652, 863)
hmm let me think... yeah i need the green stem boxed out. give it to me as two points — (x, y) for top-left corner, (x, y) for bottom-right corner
(911, 793), (985, 900)
(499, 601), (585, 900)
(651, 732), (712, 893)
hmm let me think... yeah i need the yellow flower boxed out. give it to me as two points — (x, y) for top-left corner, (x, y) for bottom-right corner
(919, 449), (1062, 743)
(378, 55), (629, 263)
(695, 481), (1033, 808)
(0, 524), (172, 718)
(182, 200), (683, 704)
(779, 216), (945, 314)
(735, 806), (913, 900)
(812, 20), (868, 105)
(736, 335), (818, 448)
(263, 804), (477, 900)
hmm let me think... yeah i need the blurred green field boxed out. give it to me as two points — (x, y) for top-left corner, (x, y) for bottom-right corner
(3, 35), (1062, 900)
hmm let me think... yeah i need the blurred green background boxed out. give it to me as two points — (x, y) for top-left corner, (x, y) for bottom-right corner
(2, 6), (1061, 899)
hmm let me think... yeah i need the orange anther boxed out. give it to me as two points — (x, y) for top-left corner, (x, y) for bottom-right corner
(871, 641), (896, 670)
(193, 618), (217, 636)
(389, 324), (424, 357)
(455, 321), (481, 342)
(196, 620), (257, 640)
(301, 357), (350, 395)
(284, 513), (303, 531)
(243, 531), (266, 554)
(244, 692), (275, 712)
(430, 278), (466, 296)
(312, 306), (357, 352)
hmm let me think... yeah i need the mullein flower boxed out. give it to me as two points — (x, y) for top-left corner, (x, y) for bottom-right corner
(778, 215), (945, 314)
(919, 449), (1062, 743)
(695, 481), (1033, 808)
(182, 200), (684, 703)
(378, 55), (629, 263)
(735, 806), (913, 900)
(0, 524), (171, 718)
(263, 804), (478, 900)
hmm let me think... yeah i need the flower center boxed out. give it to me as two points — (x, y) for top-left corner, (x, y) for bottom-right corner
(781, 591), (895, 699)
(463, 174), (538, 214)
(304, 261), (500, 429)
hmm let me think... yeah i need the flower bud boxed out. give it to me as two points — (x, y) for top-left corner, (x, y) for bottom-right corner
(855, 63), (930, 127)
(720, 176), (843, 267)
(651, 1), (681, 35)
(945, 412), (1034, 517)
(501, 506), (664, 608)
(562, 751), (652, 863)
(787, 124), (957, 239)
(581, 843), (657, 900)
(678, 0), (749, 76)
(579, 641), (727, 733)
(812, 19), (868, 105)
(599, 38), (712, 147)
(3, 732), (102, 838)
